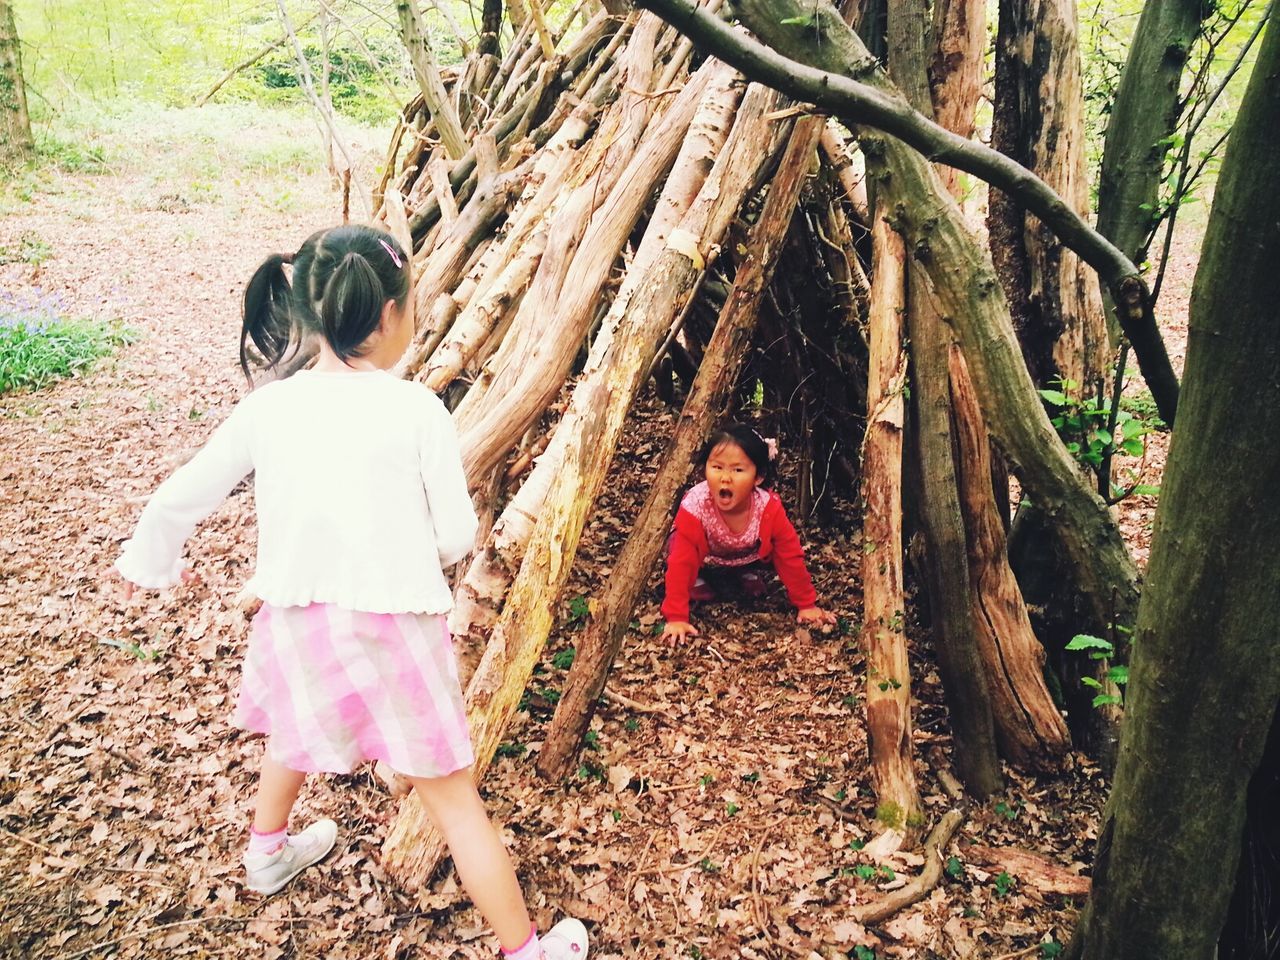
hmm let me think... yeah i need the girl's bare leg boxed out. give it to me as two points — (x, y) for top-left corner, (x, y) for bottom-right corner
(253, 747), (307, 833)
(407, 768), (533, 951)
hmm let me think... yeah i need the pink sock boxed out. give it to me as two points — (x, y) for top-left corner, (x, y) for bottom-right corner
(501, 925), (540, 960)
(248, 825), (287, 856)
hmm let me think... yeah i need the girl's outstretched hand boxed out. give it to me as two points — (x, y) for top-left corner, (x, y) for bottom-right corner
(797, 606), (838, 632)
(661, 620), (700, 648)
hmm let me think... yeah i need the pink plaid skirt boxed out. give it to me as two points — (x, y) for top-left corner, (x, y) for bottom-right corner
(233, 603), (475, 778)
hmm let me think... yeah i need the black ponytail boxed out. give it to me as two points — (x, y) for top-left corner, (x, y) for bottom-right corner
(238, 225), (410, 376)
(240, 252), (297, 379)
(320, 252), (384, 364)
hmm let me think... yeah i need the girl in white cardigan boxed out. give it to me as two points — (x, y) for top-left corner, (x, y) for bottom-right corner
(115, 225), (587, 960)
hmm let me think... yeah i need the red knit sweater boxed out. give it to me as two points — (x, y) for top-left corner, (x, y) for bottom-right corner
(661, 488), (818, 622)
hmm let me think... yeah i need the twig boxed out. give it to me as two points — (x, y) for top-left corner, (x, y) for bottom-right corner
(989, 942), (1049, 960)
(602, 687), (678, 723)
(849, 807), (966, 924)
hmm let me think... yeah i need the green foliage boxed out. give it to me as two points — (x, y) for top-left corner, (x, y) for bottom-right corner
(854, 946), (877, 960)
(994, 800), (1021, 821)
(566, 595), (591, 626)
(1067, 634), (1130, 707)
(1039, 377), (1158, 502)
(496, 740), (527, 758)
(583, 730), (602, 752)
(994, 871), (1015, 898)
(875, 800), (904, 829)
(551, 646), (576, 669)
(0, 289), (133, 394)
(1042, 941), (1065, 958)
(0, 231), (51, 265)
(725, 802), (740, 817)
(13, 0), (414, 118)
(945, 856), (964, 880)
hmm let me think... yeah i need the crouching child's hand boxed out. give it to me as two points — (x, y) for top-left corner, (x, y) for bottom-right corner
(661, 620), (700, 648)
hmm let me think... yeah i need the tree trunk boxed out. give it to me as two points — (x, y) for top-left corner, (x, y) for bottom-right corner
(535, 114), (826, 782)
(860, 212), (923, 834)
(990, 0), (1108, 390)
(396, 0), (471, 161)
(0, 0), (31, 164)
(948, 345), (1070, 765)
(1094, 0), (1207, 275)
(907, 283), (1003, 796)
(888, 0), (1005, 792)
(381, 390), (610, 887)
(927, 0), (983, 195)
(1070, 21), (1280, 956)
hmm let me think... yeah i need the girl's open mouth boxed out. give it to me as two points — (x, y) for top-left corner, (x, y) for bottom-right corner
(717, 489), (733, 503)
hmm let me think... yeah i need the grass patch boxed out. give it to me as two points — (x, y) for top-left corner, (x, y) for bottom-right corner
(0, 289), (134, 394)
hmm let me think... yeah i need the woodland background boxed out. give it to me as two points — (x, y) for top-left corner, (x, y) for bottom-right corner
(0, 0), (1276, 958)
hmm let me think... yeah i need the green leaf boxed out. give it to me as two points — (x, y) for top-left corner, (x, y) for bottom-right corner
(1107, 665), (1129, 685)
(1081, 676), (1103, 690)
(1066, 634), (1113, 653)
(1092, 693), (1124, 707)
(945, 856), (964, 880)
(1122, 438), (1145, 457)
(1093, 429), (1113, 446)
(1038, 389), (1068, 406)
(779, 14), (817, 24)
(1131, 484), (1161, 496)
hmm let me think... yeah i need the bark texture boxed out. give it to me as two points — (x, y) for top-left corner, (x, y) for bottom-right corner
(990, 0), (1108, 388)
(1094, 0), (1207, 269)
(860, 213), (922, 833)
(1072, 20), (1280, 958)
(0, 0), (31, 163)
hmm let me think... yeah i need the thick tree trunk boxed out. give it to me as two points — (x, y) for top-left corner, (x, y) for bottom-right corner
(636, 0), (1181, 427)
(890, 0), (1005, 792)
(907, 288), (1003, 796)
(948, 346), (1070, 765)
(990, 0), (1108, 389)
(0, 0), (31, 163)
(860, 213), (923, 834)
(535, 114), (826, 782)
(1094, 0), (1207, 274)
(1070, 22), (1280, 957)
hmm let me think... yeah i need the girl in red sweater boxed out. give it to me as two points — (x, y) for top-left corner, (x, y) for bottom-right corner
(661, 424), (838, 645)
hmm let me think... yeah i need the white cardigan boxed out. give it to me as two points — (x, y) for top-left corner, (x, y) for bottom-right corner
(115, 370), (478, 615)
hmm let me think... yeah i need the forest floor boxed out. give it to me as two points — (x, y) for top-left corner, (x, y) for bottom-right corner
(0, 108), (1193, 960)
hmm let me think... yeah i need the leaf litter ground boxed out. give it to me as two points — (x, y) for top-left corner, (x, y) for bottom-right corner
(0, 134), (1194, 959)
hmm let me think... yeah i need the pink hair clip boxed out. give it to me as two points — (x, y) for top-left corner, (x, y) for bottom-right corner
(378, 237), (403, 269)
(764, 437), (778, 461)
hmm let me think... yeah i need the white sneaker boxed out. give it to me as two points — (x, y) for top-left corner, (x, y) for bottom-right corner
(243, 818), (338, 895)
(540, 918), (589, 959)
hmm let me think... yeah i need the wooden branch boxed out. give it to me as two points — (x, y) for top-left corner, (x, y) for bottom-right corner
(396, 0), (470, 161)
(850, 808), (965, 924)
(633, 0), (1179, 426)
(194, 11), (320, 107)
